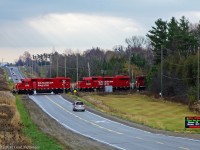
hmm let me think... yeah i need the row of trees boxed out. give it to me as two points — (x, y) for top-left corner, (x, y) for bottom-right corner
(15, 43), (152, 82)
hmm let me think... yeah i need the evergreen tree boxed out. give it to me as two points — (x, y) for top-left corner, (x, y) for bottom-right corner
(177, 16), (197, 57)
(146, 18), (168, 64)
(167, 17), (180, 56)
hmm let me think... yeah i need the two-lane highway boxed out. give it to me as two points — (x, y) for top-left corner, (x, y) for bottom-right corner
(7, 66), (24, 83)
(29, 94), (200, 150)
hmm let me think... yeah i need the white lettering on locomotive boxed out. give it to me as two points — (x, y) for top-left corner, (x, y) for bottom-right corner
(98, 80), (113, 85)
(37, 81), (54, 87)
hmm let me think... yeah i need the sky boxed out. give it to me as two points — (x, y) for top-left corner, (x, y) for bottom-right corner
(0, 0), (200, 63)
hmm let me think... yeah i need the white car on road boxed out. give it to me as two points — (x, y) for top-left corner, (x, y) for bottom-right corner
(72, 101), (85, 112)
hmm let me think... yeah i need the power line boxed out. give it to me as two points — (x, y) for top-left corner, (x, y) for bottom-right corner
(162, 74), (196, 80)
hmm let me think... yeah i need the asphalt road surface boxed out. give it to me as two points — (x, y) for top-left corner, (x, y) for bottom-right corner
(29, 94), (200, 150)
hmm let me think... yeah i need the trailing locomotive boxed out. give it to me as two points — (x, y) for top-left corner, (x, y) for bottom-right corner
(75, 75), (130, 91)
(135, 75), (146, 90)
(13, 77), (71, 94)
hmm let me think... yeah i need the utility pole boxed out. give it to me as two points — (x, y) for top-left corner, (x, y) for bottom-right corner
(32, 59), (33, 75)
(57, 52), (58, 77)
(88, 62), (91, 77)
(198, 47), (199, 102)
(128, 46), (132, 90)
(44, 55), (47, 78)
(160, 45), (163, 98)
(128, 46), (131, 81)
(50, 54), (52, 78)
(65, 54), (67, 77)
(76, 52), (79, 89)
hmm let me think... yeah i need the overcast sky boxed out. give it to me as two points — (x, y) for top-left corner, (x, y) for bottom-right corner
(0, 0), (200, 62)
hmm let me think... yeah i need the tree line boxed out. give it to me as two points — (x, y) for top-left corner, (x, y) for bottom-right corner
(147, 16), (200, 105)
(15, 38), (152, 82)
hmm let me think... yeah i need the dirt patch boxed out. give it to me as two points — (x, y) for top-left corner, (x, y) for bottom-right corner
(21, 95), (116, 150)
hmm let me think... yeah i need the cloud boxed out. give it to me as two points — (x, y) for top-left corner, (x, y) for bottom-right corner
(28, 13), (144, 49)
(173, 11), (200, 23)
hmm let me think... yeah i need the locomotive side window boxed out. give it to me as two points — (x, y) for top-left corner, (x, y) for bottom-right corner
(25, 82), (29, 85)
(86, 80), (90, 83)
(120, 78), (129, 80)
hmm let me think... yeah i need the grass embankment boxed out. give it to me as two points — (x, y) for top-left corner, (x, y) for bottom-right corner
(15, 95), (63, 149)
(79, 93), (200, 133)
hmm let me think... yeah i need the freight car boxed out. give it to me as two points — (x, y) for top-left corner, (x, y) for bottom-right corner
(13, 77), (71, 94)
(76, 75), (130, 91)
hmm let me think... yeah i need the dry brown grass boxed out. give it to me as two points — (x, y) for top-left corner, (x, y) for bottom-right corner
(83, 96), (111, 112)
(0, 68), (10, 91)
(0, 91), (15, 106)
(0, 91), (30, 147)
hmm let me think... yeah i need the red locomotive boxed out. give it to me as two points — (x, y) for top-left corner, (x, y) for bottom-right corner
(13, 77), (71, 94)
(76, 75), (130, 91)
(135, 75), (145, 90)
(13, 75), (145, 94)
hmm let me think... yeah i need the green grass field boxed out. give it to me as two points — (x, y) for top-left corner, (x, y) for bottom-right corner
(83, 93), (200, 133)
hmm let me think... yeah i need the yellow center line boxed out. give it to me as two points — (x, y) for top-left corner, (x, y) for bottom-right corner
(45, 95), (123, 135)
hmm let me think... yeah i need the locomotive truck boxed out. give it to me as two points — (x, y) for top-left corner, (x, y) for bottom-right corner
(13, 77), (71, 94)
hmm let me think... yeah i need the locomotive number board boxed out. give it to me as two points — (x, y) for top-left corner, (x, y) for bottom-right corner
(185, 116), (200, 128)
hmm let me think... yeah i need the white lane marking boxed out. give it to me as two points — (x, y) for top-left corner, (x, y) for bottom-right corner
(95, 120), (107, 123)
(45, 95), (123, 135)
(179, 147), (190, 150)
(155, 141), (164, 145)
(29, 95), (125, 150)
(135, 137), (143, 140)
(61, 123), (126, 150)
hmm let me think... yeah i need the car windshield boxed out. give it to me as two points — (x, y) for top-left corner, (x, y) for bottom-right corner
(76, 102), (84, 105)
